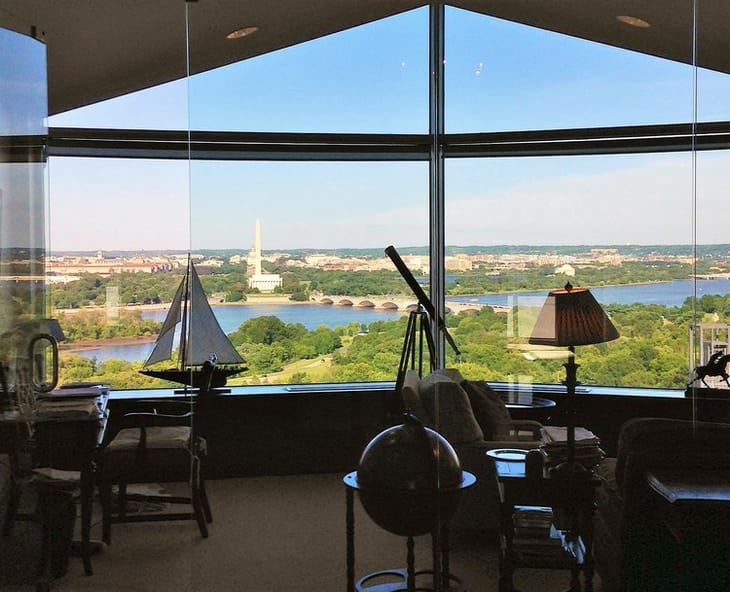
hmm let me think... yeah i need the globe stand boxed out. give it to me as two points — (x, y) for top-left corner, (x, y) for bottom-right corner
(343, 471), (476, 592)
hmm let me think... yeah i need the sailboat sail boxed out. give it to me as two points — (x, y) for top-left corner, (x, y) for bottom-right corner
(141, 257), (245, 387)
(145, 273), (186, 367)
(184, 262), (244, 366)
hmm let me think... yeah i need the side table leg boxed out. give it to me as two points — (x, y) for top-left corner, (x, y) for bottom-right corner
(80, 461), (94, 576)
(430, 528), (441, 592)
(441, 525), (451, 590)
(407, 535), (415, 592)
(569, 565), (580, 592)
(346, 487), (355, 592)
(498, 554), (514, 592)
(582, 504), (595, 592)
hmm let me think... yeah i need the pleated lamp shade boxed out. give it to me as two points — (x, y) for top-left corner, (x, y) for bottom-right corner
(528, 283), (619, 347)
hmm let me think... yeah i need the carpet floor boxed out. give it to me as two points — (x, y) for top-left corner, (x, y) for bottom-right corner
(2, 473), (600, 592)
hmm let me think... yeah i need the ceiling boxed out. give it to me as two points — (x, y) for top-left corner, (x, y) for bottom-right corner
(0, 0), (728, 116)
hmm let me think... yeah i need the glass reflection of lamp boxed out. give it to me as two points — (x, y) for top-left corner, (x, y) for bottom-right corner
(528, 283), (619, 477)
(25, 318), (65, 393)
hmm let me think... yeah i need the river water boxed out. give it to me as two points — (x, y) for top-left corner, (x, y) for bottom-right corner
(66, 279), (730, 363)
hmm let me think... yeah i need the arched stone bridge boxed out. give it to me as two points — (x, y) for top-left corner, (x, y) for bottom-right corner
(316, 295), (496, 314)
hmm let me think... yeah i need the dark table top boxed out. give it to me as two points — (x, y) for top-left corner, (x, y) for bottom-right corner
(647, 468), (730, 506)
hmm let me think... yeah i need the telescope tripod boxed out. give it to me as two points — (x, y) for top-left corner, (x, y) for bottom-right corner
(395, 306), (437, 403)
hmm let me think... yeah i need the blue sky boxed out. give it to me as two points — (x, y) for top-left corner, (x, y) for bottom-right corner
(46, 6), (730, 252)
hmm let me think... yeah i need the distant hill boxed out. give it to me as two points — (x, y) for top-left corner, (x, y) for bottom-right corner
(40, 244), (730, 260)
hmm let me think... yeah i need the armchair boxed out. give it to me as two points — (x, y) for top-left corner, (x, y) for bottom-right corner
(399, 369), (543, 537)
(593, 417), (730, 592)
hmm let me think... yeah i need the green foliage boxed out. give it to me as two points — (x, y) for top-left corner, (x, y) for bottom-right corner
(289, 290), (309, 302)
(56, 310), (161, 342)
(51, 267), (730, 391)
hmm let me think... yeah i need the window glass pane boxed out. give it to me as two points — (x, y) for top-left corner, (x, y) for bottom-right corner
(47, 157), (191, 389)
(188, 7), (427, 133)
(696, 68), (730, 122)
(445, 7), (695, 133)
(0, 26), (48, 393)
(188, 160), (428, 387)
(693, 150), (730, 392)
(49, 7), (429, 134)
(445, 153), (697, 391)
(48, 80), (189, 130)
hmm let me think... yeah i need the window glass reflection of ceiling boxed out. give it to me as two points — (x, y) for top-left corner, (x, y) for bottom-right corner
(0, 1), (727, 118)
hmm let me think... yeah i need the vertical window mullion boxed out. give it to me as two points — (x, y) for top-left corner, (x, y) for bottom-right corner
(429, 1), (446, 368)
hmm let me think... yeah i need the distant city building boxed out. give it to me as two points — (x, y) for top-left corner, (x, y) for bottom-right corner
(555, 263), (576, 276)
(46, 253), (174, 279)
(247, 219), (282, 292)
(445, 254), (473, 271)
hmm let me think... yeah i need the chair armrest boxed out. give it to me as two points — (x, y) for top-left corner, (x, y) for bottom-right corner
(120, 398), (195, 427)
(121, 410), (193, 427)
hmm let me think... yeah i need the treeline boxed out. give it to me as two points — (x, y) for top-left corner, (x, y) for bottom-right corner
(58, 309), (161, 341)
(50, 267), (250, 309)
(51, 256), (713, 311)
(57, 293), (730, 390)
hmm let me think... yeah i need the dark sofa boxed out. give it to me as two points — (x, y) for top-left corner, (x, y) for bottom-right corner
(593, 417), (730, 592)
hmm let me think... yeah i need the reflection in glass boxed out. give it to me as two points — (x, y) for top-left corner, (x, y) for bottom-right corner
(0, 26), (48, 386)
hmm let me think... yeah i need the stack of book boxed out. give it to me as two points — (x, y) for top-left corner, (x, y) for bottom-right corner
(511, 506), (563, 560)
(539, 426), (604, 471)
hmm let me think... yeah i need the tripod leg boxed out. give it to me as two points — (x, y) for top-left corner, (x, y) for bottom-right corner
(394, 311), (423, 417)
(420, 313), (438, 372)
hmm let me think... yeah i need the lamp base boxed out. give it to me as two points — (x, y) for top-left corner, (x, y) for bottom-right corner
(548, 461), (590, 479)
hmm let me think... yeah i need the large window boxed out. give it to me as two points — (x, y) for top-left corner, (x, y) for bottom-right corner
(41, 4), (730, 394)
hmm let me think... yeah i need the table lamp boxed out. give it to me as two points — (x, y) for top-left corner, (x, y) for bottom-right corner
(528, 282), (619, 476)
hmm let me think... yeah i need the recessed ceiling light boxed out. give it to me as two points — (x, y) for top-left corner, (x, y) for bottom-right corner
(226, 26), (259, 40)
(616, 15), (651, 28)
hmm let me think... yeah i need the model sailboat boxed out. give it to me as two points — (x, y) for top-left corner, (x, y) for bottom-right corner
(140, 257), (246, 389)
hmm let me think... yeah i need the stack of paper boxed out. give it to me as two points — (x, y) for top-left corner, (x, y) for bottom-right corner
(42, 383), (109, 399)
(513, 505), (553, 538)
(540, 426), (604, 469)
(37, 398), (99, 420)
(511, 506), (563, 560)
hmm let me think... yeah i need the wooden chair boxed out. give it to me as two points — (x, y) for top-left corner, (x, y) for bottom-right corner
(98, 393), (212, 544)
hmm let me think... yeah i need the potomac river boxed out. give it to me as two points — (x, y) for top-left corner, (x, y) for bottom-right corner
(66, 278), (730, 363)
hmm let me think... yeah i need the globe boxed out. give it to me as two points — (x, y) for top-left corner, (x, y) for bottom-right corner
(355, 413), (472, 536)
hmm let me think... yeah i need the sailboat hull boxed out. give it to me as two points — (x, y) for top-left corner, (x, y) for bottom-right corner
(140, 366), (244, 389)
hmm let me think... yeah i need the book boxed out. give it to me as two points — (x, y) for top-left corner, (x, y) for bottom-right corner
(513, 523), (563, 547)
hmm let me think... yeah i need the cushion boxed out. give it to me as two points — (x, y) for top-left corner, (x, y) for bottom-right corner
(401, 369), (429, 424)
(460, 379), (512, 440)
(106, 426), (192, 452)
(432, 367), (466, 383)
(420, 373), (484, 444)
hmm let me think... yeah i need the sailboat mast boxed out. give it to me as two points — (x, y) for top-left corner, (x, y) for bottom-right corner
(178, 257), (191, 370)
